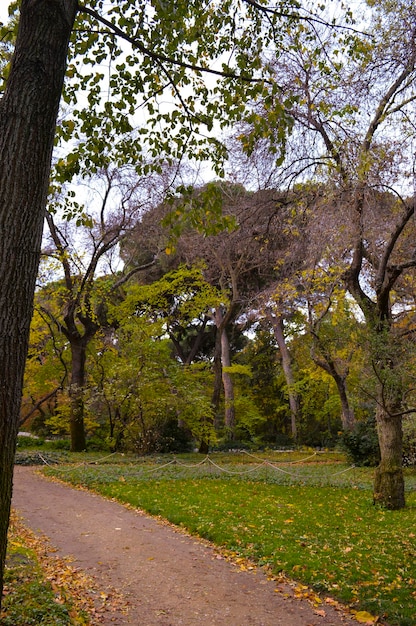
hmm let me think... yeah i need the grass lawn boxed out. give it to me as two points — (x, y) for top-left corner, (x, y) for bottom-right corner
(38, 452), (416, 625)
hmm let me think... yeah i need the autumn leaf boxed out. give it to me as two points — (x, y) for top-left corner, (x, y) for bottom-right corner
(353, 610), (378, 624)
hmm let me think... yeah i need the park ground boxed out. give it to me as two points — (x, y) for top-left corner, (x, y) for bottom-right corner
(8, 465), (365, 626)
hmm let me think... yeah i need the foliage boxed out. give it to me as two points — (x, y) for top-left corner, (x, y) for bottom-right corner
(16, 435), (45, 449)
(1, 516), (73, 625)
(120, 265), (221, 365)
(21, 304), (69, 433)
(44, 456), (416, 626)
(52, 0), (306, 187)
(340, 417), (381, 467)
(403, 416), (416, 467)
(291, 358), (343, 447)
(87, 307), (215, 452)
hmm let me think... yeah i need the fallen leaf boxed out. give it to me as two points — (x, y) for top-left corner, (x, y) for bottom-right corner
(354, 610), (378, 624)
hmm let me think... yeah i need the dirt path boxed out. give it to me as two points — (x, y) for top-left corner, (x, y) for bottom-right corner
(12, 466), (360, 626)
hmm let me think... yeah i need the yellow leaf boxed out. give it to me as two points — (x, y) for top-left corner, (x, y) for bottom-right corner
(354, 610), (378, 624)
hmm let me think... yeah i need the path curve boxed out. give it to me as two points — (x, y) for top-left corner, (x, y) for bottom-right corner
(12, 466), (359, 625)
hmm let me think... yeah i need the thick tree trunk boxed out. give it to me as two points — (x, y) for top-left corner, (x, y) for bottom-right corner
(373, 398), (405, 510)
(69, 340), (88, 451)
(0, 0), (77, 606)
(268, 313), (299, 441)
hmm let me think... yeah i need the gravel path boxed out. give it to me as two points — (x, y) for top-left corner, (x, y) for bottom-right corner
(12, 466), (360, 625)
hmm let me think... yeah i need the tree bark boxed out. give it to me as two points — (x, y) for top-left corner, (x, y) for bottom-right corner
(212, 306), (236, 439)
(220, 325), (236, 437)
(372, 341), (405, 510)
(268, 312), (299, 441)
(69, 339), (88, 451)
(333, 375), (355, 432)
(373, 406), (404, 510)
(0, 0), (77, 606)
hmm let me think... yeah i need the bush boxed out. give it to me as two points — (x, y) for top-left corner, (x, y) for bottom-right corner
(16, 435), (45, 449)
(44, 439), (71, 451)
(213, 439), (257, 452)
(85, 435), (111, 452)
(125, 417), (194, 454)
(403, 417), (416, 467)
(340, 416), (380, 467)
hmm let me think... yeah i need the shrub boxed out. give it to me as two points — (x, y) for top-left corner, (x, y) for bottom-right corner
(41, 439), (70, 451)
(340, 416), (380, 467)
(403, 417), (416, 467)
(16, 435), (45, 449)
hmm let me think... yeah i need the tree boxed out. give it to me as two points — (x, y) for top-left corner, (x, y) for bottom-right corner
(235, 326), (294, 445)
(308, 295), (357, 432)
(243, 0), (416, 508)
(127, 183), (307, 442)
(42, 165), (161, 450)
(302, 269), (359, 432)
(265, 310), (300, 440)
(0, 0), (78, 604)
(90, 284), (215, 452)
(125, 265), (221, 366)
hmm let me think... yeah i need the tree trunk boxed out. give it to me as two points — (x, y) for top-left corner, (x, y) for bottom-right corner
(373, 364), (405, 509)
(0, 0), (77, 606)
(268, 312), (299, 441)
(199, 328), (222, 453)
(211, 329), (223, 430)
(310, 348), (355, 432)
(221, 325), (235, 438)
(334, 375), (355, 431)
(69, 340), (88, 452)
(374, 406), (404, 510)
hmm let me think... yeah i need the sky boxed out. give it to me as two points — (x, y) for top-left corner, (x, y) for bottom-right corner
(0, 4), (9, 22)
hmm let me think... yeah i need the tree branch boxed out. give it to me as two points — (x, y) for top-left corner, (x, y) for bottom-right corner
(363, 41), (416, 152)
(78, 4), (268, 85)
(111, 257), (157, 291)
(19, 387), (62, 427)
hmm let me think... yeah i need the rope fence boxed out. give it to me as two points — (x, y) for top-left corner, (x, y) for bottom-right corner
(34, 450), (362, 486)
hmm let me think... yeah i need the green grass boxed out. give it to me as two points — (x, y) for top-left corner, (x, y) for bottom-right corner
(1, 515), (73, 625)
(43, 453), (416, 626)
